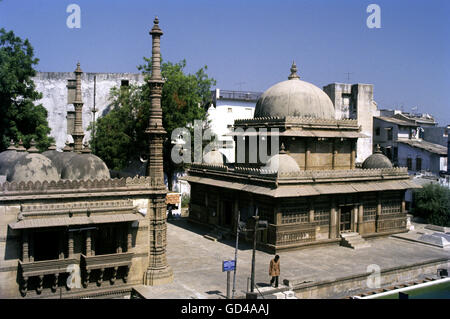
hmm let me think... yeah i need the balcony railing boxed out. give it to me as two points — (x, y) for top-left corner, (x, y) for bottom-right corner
(19, 258), (77, 296)
(81, 252), (134, 287)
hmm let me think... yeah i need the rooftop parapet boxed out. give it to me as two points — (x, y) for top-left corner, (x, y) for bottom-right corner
(234, 116), (359, 128)
(188, 164), (410, 183)
(0, 176), (158, 199)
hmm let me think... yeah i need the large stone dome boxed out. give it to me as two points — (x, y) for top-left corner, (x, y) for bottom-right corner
(10, 153), (60, 183)
(61, 153), (110, 181)
(362, 146), (393, 169)
(254, 62), (335, 119)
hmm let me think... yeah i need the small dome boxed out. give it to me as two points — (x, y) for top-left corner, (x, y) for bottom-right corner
(203, 149), (225, 165)
(254, 62), (335, 119)
(264, 144), (300, 173)
(10, 153), (60, 182)
(61, 153), (110, 181)
(0, 140), (27, 179)
(362, 146), (393, 169)
(42, 149), (77, 175)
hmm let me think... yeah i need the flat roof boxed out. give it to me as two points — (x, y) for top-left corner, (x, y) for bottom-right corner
(397, 138), (447, 155)
(375, 116), (418, 127)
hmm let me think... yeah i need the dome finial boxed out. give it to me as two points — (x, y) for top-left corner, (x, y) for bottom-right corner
(27, 139), (39, 153)
(63, 140), (73, 152)
(374, 144), (382, 154)
(288, 61), (300, 80)
(280, 142), (286, 154)
(7, 139), (16, 151)
(16, 139), (26, 152)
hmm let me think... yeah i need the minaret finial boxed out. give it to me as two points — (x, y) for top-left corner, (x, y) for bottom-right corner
(288, 61), (300, 80)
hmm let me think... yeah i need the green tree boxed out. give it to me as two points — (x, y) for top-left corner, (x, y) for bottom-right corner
(413, 183), (450, 227)
(92, 59), (216, 189)
(0, 28), (54, 151)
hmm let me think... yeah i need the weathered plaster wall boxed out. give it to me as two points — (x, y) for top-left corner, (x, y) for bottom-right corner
(324, 83), (380, 163)
(32, 72), (145, 150)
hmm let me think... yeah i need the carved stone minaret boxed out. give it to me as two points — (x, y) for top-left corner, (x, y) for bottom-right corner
(72, 62), (84, 153)
(144, 17), (173, 286)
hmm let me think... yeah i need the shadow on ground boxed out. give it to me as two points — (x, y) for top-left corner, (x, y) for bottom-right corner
(167, 217), (254, 251)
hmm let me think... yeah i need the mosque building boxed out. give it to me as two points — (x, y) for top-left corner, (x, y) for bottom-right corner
(184, 63), (420, 252)
(0, 18), (173, 298)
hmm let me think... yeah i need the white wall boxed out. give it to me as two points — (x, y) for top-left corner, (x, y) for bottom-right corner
(206, 100), (255, 162)
(33, 72), (145, 150)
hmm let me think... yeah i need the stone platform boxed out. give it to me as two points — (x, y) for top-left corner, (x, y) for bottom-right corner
(133, 218), (449, 299)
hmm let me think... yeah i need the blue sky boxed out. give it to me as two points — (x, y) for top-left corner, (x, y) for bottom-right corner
(1, 0), (449, 124)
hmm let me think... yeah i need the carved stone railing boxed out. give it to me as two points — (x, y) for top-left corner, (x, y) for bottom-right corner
(377, 213), (407, 232)
(268, 224), (316, 247)
(234, 116), (359, 127)
(188, 164), (410, 183)
(81, 252), (133, 287)
(0, 176), (164, 201)
(21, 199), (135, 215)
(19, 258), (77, 296)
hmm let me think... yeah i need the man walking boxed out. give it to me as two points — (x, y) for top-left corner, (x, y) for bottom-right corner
(269, 255), (280, 288)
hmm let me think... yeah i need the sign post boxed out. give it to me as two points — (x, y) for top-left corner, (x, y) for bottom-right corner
(232, 210), (241, 299)
(223, 260), (236, 299)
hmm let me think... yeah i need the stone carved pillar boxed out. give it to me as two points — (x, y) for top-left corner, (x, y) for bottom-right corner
(59, 231), (65, 259)
(357, 203), (364, 233)
(332, 139), (337, 170)
(350, 139), (356, 169)
(116, 227), (122, 253)
(305, 139), (311, 170)
(127, 224), (132, 252)
(353, 206), (358, 232)
(86, 230), (91, 256)
(308, 198), (314, 223)
(29, 232), (34, 262)
(376, 192), (382, 232)
(91, 231), (95, 256)
(329, 199), (337, 239)
(22, 230), (29, 262)
(145, 196), (173, 285)
(144, 17), (173, 286)
(68, 231), (74, 258)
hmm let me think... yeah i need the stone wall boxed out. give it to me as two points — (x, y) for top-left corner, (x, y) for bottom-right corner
(32, 72), (145, 150)
(323, 83), (380, 163)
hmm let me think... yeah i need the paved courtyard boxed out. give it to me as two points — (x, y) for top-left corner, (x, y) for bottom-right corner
(135, 218), (449, 299)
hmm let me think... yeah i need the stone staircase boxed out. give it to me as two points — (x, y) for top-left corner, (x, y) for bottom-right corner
(203, 225), (232, 242)
(340, 232), (371, 249)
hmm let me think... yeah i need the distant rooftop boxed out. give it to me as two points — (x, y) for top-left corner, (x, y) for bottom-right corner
(397, 138), (447, 155)
(211, 88), (262, 103)
(375, 116), (418, 127)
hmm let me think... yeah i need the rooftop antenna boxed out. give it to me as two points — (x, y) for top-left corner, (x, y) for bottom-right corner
(91, 75), (97, 153)
(345, 72), (353, 83)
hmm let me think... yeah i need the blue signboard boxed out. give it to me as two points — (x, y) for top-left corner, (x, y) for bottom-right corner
(222, 260), (235, 272)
